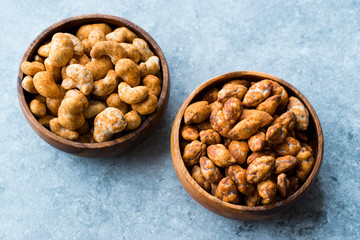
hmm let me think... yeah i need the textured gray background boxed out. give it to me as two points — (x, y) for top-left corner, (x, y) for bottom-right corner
(1, 0), (360, 239)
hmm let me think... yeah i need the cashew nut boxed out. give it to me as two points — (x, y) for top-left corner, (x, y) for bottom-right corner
(132, 38), (154, 61)
(118, 82), (149, 105)
(84, 56), (113, 81)
(142, 75), (161, 97)
(64, 33), (84, 56)
(124, 110), (141, 131)
(139, 56), (160, 77)
(48, 33), (74, 67)
(64, 89), (89, 109)
(115, 58), (140, 87)
(33, 55), (44, 63)
(37, 42), (52, 57)
(33, 71), (61, 98)
(63, 64), (94, 95)
(90, 41), (126, 65)
(92, 70), (118, 96)
(131, 93), (158, 115)
(119, 43), (140, 63)
(21, 61), (45, 76)
(29, 99), (46, 118)
(38, 115), (55, 127)
(49, 118), (79, 140)
(106, 93), (129, 114)
(88, 28), (106, 48)
(74, 54), (90, 66)
(58, 97), (85, 130)
(93, 107), (127, 142)
(46, 86), (66, 116)
(76, 23), (112, 40)
(44, 58), (61, 82)
(83, 100), (107, 119)
(22, 76), (38, 94)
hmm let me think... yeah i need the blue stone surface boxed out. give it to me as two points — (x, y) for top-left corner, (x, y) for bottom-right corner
(0, 0), (359, 239)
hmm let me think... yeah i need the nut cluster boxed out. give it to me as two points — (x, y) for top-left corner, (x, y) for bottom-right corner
(181, 79), (315, 206)
(21, 23), (162, 143)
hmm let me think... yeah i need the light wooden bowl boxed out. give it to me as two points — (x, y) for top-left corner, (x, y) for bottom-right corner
(18, 14), (170, 158)
(171, 71), (323, 220)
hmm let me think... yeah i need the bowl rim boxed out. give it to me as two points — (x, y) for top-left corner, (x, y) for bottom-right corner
(18, 13), (170, 149)
(171, 70), (323, 213)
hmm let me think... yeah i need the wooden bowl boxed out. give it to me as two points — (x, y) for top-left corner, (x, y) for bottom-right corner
(171, 71), (323, 220)
(18, 14), (170, 158)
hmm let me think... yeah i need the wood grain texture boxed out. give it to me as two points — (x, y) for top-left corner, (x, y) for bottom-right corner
(18, 14), (170, 158)
(170, 71), (323, 220)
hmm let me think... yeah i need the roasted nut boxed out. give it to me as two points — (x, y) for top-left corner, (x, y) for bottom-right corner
(44, 58), (62, 82)
(74, 54), (90, 66)
(64, 33), (84, 56)
(296, 147), (315, 181)
(46, 86), (66, 116)
(115, 58), (141, 87)
(124, 110), (142, 131)
(93, 107), (127, 142)
(201, 88), (219, 103)
(76, 23), (112, 40)
(257, 179), (277, 205)
(287, 96), (309, 130)
(106, 93), (129, 114)
(182, 140), (206, 167)
(199, 129), (221, 144)
(63, 64), (94, 95)
(256, 95), (281, 115)
(227, 118), (261, 140)
(244, 190), (261, 207)
(48, 33), (74, 67)
(22, 76), (38, 94)
(118, 82), (149, 105)
(180, 125), (199, 141)
(38, 115), (55, 127)
(274, 155), (298, 174)
(248, 132), (266, 152)
(217, 84), (247, 103)
(33, 71), (61, 98)
(270, 81), (288, 106)
(239, 109), (273, 128)
(266, 123), (288, 144)
(38, 42), (52, 57)
(275, 137), (301, 156)
(200, 156), (222, 184)
(29, 99), (46, 118)
(288, 176), (300, 196)
(88, 28), (106, 48)
(273, 111), (296, 130)
(223, 79), (251, 89)
(209, 101), (223, 112)
(92, 70), (118, 96)
(142, 75), (161, 97)
(216, 177), (239, 204)
(242, 79), (273, 107)
(76, 120), (90, 135)
(277, 173), (290, 198)
(196, 120), (212, 131)
(210, 110), (233, 137)
(228, 165), (255, 195)
(246, 156), (275, 184)
(191, 165), (211, 192)
(184, 101), (211, 124)
(131, 93), (158, 115)
(83, 100), (107, 119)
(133, 38), (154, 61)
(21, 61), (45, 76)
(222, 97), (243, 124)
(91, 41), (126, 65)
(85, 56), (113, 81)
(49, 118), (78, 140)
(64, 89), (89, 110)
(207, 144), (236, 167)
(246, 150), (276, 165)
(58, 97), (85, 130)
(228, 140), (249, 164)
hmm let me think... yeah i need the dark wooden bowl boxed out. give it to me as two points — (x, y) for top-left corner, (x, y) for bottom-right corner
(171, 71), (323, 220)
(18, 14), (170, 158)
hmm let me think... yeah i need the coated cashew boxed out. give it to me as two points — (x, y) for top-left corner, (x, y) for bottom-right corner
(93, 107), (127, 142)
(90, 41), (127, 65)
(118, 82), (149, 105)
(58, 97), (85, 130)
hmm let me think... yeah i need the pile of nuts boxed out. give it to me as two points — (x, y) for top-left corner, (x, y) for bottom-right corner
(181, 79), (315, 206)
(21, 23), (162, 143)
